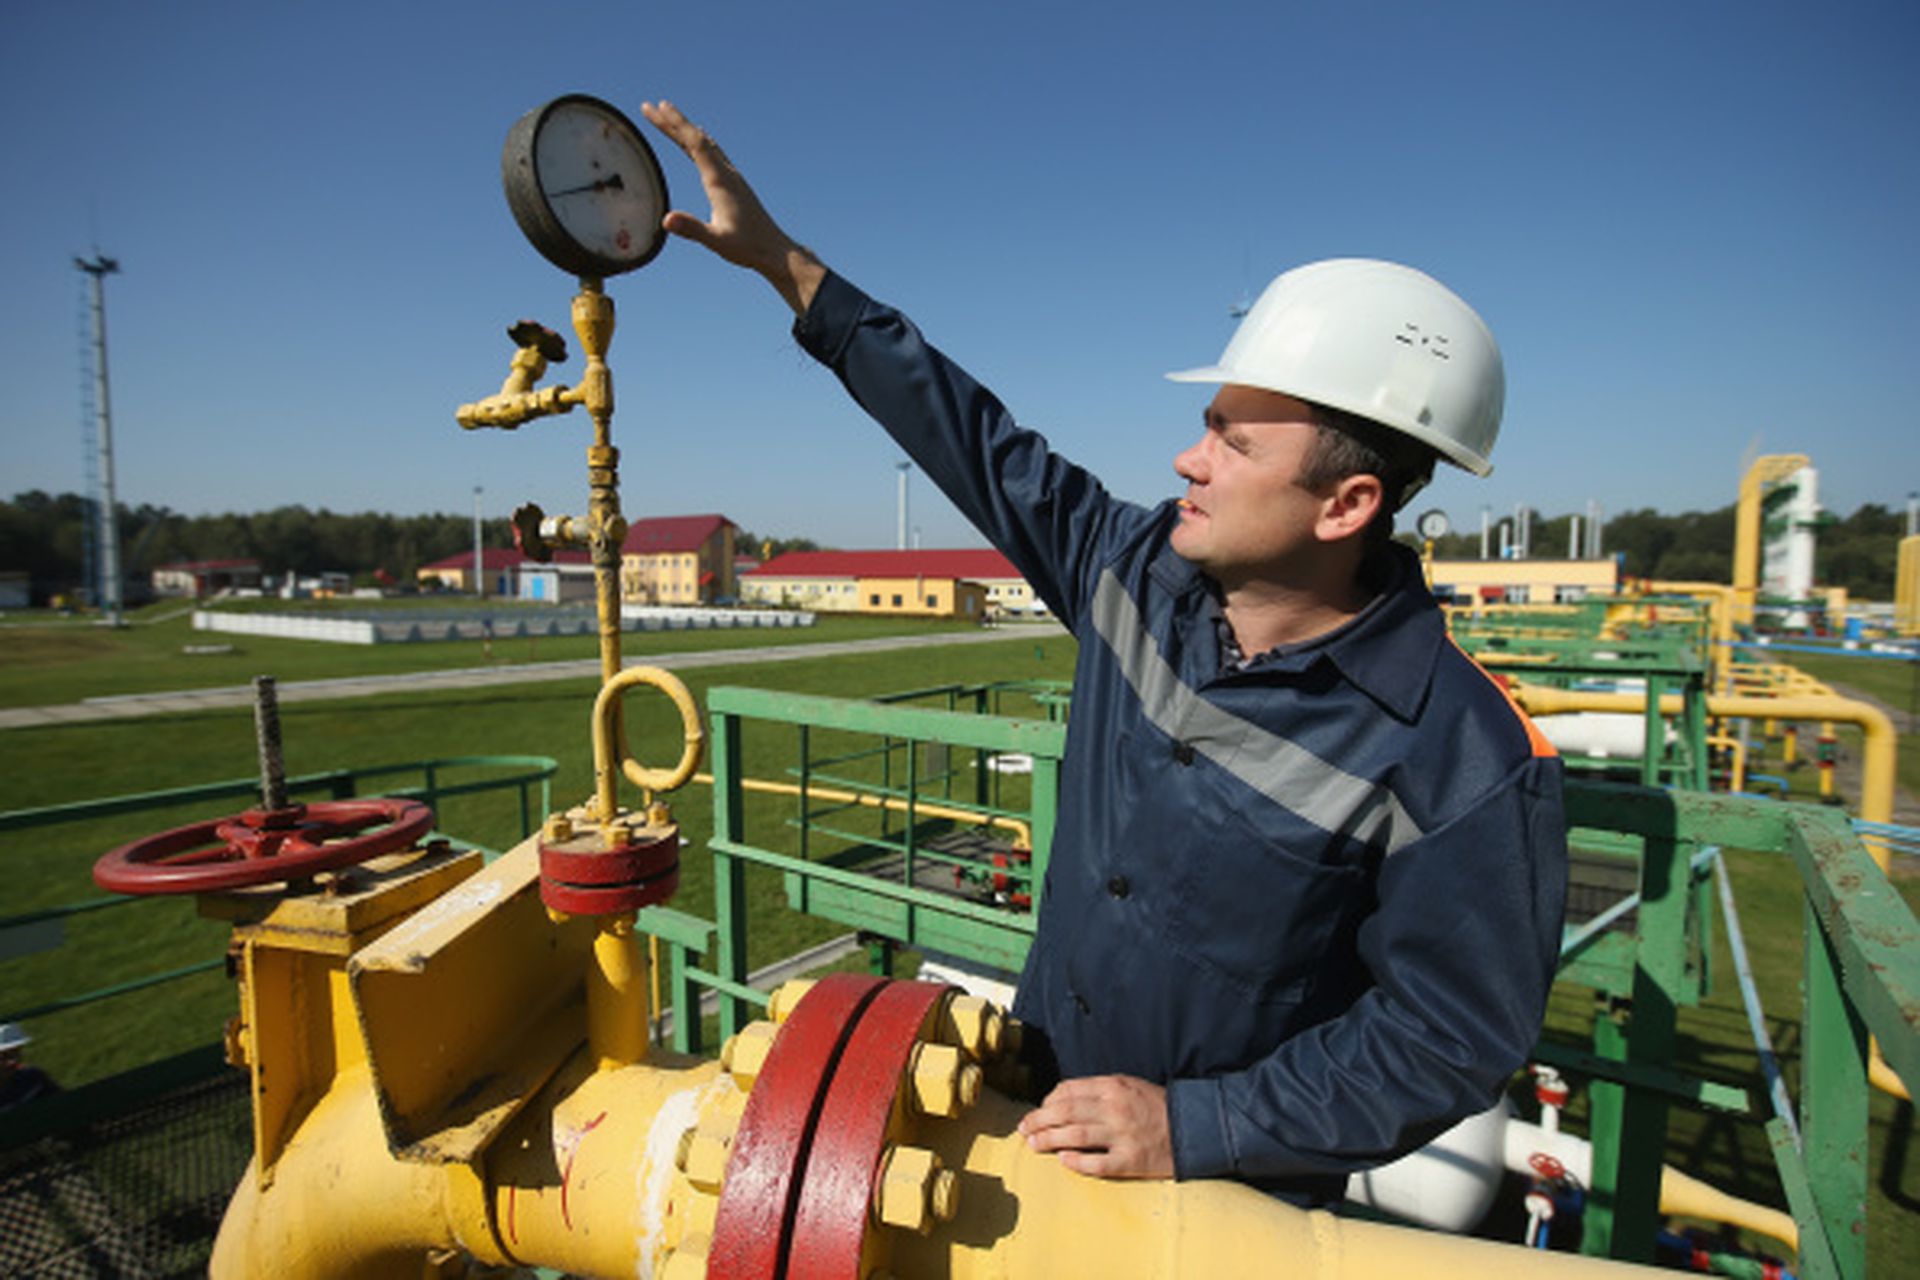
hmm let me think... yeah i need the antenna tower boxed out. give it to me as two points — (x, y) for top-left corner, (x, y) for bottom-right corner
(75, 272), (100, 607)
(76, 254), (124, 626)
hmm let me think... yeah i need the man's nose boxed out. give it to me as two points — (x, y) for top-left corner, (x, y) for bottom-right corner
(1174, 437), (1207, 482)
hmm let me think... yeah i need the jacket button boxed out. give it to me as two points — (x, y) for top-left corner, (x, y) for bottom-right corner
(1107, 875), (1130, 899)
(1073, 992), (1091, 1015)
(1171, 740), (1195, 766)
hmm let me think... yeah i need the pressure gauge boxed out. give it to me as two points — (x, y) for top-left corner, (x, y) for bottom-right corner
(502, 95), (669, 278)
(1415, 508), (1451, 541)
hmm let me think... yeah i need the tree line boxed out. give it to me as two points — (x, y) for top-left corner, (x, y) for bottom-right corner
(2, 490), (1908, 606)
(1414, 502), (1909, 599)
(0, 492), (836, 605)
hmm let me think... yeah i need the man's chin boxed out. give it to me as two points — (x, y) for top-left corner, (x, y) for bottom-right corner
(1168, 529), (1207, 568)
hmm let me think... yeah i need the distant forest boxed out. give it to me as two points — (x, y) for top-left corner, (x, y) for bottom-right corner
(0, 489), (1908, 605)
(0, 490), (821, 605)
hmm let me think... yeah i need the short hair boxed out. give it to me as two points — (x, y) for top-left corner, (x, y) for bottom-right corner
(1297, 403), (1436, 542)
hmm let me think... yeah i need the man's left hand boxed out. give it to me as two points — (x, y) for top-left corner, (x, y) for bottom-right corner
(1016, 1074), (1173, 1178)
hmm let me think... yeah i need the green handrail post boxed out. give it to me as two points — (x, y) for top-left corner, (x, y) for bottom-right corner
(710, 705), (752, 1041)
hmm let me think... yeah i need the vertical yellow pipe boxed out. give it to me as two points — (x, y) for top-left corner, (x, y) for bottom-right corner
(587, 914), (649, 1070)
(1730, 454), (1809, 630)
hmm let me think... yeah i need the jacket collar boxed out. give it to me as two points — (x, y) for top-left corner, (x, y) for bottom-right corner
(1149, 520), (1441, 723)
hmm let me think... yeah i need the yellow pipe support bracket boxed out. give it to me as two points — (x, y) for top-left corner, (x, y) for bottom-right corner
(592, 666), (705, 823)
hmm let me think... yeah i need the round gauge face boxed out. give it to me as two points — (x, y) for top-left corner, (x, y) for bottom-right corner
(503, 95), (669, 278)
(1415, 508), (1451, 541)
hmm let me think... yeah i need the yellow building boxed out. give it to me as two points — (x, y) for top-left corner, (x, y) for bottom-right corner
(620, 514), (737, 606)
(741, 549), (1023, 619)
(1426, 557), (1619, 607)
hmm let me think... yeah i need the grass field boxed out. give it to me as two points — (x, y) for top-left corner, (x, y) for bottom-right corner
(1, 622), (1915, 1271)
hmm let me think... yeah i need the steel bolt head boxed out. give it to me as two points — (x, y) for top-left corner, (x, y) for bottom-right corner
(543, 813), (574, 843)
(873, 1144), (942, 1233)
(767, 979), (816, 1024)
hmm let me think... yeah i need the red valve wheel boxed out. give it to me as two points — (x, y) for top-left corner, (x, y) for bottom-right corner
(92, 798), (436, 895)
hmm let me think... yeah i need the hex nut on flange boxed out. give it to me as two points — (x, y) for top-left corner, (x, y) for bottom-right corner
(908, 1042), (981, 1118)
(873, 1144), (945, 1234)
(767, 978), (817, 1024)
(659, 1234), (710, 1280)
(720, 1019), (780, 1088)
(939, 994), (1006, 1059)
(678, 1125), (733, 1194)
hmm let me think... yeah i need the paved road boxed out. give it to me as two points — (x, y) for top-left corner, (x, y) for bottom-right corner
(0, 624), (1067, 731)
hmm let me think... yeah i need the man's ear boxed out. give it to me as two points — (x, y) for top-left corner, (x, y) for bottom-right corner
(1315, 473), (1384, 543)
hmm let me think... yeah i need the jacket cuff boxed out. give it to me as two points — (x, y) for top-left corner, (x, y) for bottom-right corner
(791, 269), (865, 366)
(1166, 1076), (1235, 1180)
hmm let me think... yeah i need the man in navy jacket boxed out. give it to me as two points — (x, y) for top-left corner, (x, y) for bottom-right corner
(642, 101), (1567, 1203)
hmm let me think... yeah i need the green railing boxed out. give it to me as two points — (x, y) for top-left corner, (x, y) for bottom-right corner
(1554, 785), (1918, 1279)
(701, 684), (1068, 1046)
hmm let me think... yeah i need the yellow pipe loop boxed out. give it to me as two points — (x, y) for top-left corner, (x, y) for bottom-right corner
(592, 666), (705, 820)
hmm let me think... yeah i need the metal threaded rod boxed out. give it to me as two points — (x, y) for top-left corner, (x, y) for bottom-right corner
(253, 675), (288, 811)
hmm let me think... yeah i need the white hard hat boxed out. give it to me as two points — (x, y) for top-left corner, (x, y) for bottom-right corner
(1168, 259), (1505, 476)
(0, 1023), (28, 1053)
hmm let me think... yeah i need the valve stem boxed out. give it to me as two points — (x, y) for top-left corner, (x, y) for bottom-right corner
(253, 675), (288, 811)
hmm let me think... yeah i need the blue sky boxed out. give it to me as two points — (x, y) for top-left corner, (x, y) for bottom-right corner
(4, 2), (1916, 551)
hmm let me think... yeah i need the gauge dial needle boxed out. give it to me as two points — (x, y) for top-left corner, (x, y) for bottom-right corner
(549, 173), (626, 198)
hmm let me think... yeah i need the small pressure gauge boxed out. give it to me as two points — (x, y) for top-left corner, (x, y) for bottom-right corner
(1415, 508), (1451, 541)
(502, 95), (669, 278)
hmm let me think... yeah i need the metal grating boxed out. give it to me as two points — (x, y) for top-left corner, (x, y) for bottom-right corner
(0, 1070), (250, 1278)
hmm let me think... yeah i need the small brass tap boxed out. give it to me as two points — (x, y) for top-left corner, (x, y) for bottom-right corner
(455, 320), (582, 430)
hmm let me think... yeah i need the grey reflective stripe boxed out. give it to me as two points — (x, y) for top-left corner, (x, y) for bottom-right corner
(1091, 570), (1424, 854)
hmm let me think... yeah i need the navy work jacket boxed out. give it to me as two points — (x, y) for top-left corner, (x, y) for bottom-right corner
(796, 272), (1568, 1196)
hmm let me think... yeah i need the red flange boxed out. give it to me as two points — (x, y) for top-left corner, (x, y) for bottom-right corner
(92, 798), (436, 896)
(708, 973), (885, 1280)
(538, 828), (681, 914)
(786, 980), (952, 1280)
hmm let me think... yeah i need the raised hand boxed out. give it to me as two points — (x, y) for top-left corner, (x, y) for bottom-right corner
(641, 100), (826, 314)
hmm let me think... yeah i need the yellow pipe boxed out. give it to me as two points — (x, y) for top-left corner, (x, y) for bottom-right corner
(1509, 685), (1896, 864)
(1657, 1162), (1797, 1254)
(692, 771), (1033, 849)
(1645, 579), (1734, 685)
(1731, 454), (1810, 631)
(889, 1091), (1664, 1279)
(1705, 733), (1747, 793)
(213, 1040), (1670, 1280)
(587, 915), (649, 1070)
(211, 1064), (480, 1277)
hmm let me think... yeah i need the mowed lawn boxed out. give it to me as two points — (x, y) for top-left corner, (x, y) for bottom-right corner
(1, 622), (1915, 1270)
(0, 603), (986, 707)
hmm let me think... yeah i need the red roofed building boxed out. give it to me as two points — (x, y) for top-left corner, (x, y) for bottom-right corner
(416, 547), (548, 596)
(741, 548), (1045, 619)
(620, 514), (737, 605)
